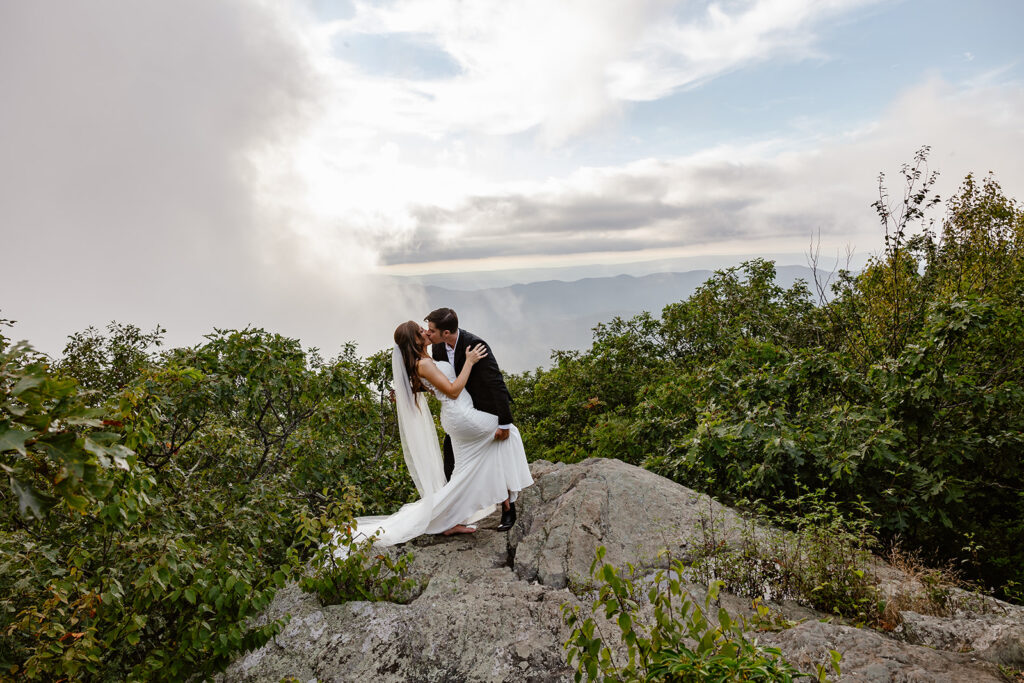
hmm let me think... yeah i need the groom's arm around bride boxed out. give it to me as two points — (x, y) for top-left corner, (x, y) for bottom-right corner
(426, 308), (514, 481)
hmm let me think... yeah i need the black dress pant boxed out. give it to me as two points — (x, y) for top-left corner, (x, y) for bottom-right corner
(442, 434), (455, 481)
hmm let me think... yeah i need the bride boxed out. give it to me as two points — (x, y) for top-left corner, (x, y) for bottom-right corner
(341, 321), (534, 550)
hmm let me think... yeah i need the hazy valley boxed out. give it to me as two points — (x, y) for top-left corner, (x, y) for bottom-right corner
(420, 264), (817, 371)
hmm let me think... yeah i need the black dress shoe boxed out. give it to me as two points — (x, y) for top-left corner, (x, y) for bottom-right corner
(496, 501), (517, 531)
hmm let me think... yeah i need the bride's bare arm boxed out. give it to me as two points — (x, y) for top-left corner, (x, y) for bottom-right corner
(416, 344), (488, 399)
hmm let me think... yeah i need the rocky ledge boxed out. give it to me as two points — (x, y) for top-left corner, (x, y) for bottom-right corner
(223, 458), (1024, 682)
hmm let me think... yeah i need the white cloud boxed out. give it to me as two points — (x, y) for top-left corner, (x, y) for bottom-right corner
(375, 76), (1024, 270)
(316, 0), (646, 145)
(0, 0), (419, 358)
(285, 0), (889, 274)
(3, 0), (1020, 362)
(609, 0), (879, 100)
(316, 0), (879, 144)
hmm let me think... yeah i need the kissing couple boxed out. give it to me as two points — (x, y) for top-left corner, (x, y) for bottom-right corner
(341, 307), (534, 551)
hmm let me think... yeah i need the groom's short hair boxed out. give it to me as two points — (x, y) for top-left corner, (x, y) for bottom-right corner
(426, 307), (458, 334)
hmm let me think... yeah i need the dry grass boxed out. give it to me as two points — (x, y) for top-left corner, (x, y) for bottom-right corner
(876, 544), (968, 629)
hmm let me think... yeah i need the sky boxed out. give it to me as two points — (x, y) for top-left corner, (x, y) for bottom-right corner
(2, 0), (1023, 359)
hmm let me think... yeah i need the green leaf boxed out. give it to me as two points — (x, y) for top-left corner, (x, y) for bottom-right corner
(0, 426), (36, 456)
(10, 477), (52, 519)
(11, 375), (44, 397)
(617, 612), (632, 634)
(65, 493), (90, 512)
(82, 437), (112, 468)
(830, 648), (842, 673)
(108, 444), (134, 469)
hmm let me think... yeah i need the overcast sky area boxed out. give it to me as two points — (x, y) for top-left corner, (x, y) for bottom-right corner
(3, 0), (1023, 359)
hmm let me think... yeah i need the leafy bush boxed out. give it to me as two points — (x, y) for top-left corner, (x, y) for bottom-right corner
(1, 323), (411, 679)
(562, 547), (841, 682)
(292, 499), (421, 606)
(54, 322), (165, 401)
(684, 494), (882, 624)
(513, 154), (1024, 600)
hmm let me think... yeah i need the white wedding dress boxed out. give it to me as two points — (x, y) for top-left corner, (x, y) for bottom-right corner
(340, 357), (533, 553)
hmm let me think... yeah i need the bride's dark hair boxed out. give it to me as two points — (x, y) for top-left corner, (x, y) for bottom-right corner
(394, 321), (427, 393)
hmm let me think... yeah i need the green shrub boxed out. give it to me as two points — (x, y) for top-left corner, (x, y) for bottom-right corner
(562, 547), (841, 682)
(512, 157), (1024, 599)
(0, 337), (290, 680)
(290, 498), (421, 606)
(685, 494), (882, 624)
(1, 323), (411, 679)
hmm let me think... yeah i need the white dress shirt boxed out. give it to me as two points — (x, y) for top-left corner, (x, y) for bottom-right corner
(445, 332), (457, 367)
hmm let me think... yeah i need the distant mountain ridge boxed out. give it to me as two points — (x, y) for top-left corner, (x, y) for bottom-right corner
(422, 265), (815, 371)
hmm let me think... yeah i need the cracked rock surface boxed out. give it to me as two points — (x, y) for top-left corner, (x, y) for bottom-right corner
(222, 458), (1019, 682)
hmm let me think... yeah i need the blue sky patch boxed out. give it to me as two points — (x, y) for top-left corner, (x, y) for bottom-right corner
(334, 31), (463, 80)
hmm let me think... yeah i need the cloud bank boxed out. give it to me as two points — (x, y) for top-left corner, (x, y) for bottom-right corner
(1, 0), (419, 357)
(2, 0), (1022, 360)
(379, 78), (1024, 268)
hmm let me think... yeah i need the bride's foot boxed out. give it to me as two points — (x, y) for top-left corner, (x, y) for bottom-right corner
(442, 524), (477, 536)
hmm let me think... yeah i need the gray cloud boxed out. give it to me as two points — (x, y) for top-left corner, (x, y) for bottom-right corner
(0, 1), (418, 358)
(379, 77), (1024, 270)
(2, 2), (313, 255)
(382, 167), (799, 264)
(414, 194), (685, 235)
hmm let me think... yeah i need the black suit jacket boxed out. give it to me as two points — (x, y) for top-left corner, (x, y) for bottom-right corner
(432, 328), (513, 425)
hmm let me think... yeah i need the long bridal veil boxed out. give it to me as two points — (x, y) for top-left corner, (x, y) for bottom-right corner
(335, 345), (495, 556)
(391, 344), (446, 498)
(334, 346), (447, 553)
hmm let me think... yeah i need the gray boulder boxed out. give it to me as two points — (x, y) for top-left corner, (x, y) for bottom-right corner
(894, 606), (1024, 669)
(509, 458), (747, 589)
(761, 619), (1008, 683)
(223, 458), (1019, 682)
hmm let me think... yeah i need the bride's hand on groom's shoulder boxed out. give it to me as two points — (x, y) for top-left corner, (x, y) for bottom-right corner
(466, 343), (489, 365)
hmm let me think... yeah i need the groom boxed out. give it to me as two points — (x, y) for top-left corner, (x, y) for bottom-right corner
(424, 307), (517, 530)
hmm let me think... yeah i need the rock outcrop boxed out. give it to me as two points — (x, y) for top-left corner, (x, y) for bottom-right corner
(223, 458), (1022, 682)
